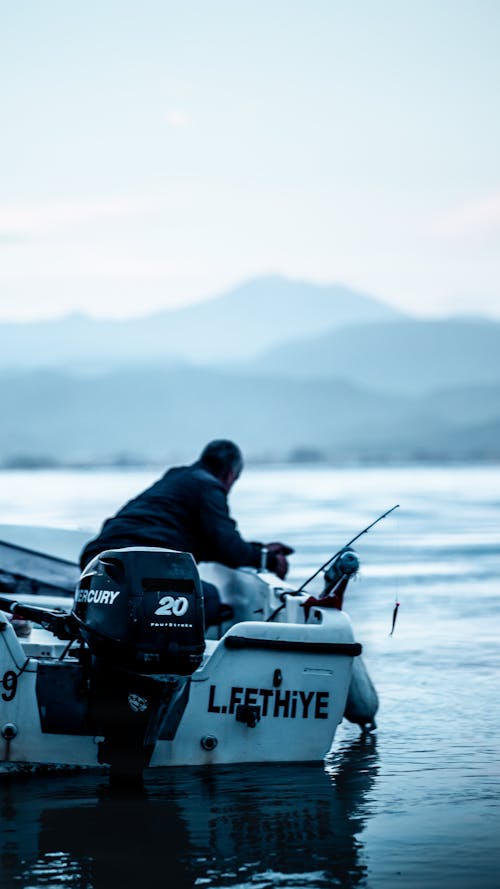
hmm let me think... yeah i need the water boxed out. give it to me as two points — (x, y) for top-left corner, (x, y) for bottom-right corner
(1, 464), (499, 888)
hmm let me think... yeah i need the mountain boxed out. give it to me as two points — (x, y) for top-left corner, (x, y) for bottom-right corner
(1, 277), (498, 464)
(0, 277), (406, 369)
(248, 318), (500, 394)
(1, 366), (498, 466)
(425, 383), (500, 425)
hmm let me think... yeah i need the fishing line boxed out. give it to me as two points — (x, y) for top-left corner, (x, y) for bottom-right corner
(389, 504), (401, 636)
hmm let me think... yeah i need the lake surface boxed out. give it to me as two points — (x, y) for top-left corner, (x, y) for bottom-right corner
(1, 464), (499, 888)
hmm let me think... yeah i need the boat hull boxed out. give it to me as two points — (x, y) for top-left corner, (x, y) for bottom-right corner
(1, 608), (359, 769)
(0, 534), (377, 771)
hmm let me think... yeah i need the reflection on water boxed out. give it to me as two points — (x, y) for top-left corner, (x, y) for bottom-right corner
(0, 737), (378, 889)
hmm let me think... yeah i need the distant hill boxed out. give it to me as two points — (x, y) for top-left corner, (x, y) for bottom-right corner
(0, 277), (406, 369)
(1, 366), (498, 465)
(1, 277), (498, 465)
(425, 383), (500, 425)
(249, 319), (500, 394)
(456, 416), (500, 457)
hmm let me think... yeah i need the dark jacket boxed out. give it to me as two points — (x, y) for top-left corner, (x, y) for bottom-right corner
(79, 461), (263, 570)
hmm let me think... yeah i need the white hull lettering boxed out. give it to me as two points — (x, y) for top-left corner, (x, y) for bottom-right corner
(76, 589), (121, 605)
(208, 684), (329, 719)
(154, 595), (189, 617)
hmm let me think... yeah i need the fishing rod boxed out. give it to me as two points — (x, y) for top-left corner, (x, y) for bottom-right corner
(296, 504), (400, 593)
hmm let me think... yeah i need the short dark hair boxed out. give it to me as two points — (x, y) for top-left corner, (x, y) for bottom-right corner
(199, 440), (243, 479)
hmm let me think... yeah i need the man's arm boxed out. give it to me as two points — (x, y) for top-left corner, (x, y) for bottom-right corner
(197, 475), (262, 569)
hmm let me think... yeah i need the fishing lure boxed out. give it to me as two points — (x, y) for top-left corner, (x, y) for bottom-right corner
(389, 600), (400, 636)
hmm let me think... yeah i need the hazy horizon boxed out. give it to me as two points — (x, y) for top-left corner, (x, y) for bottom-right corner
(0, 273), (498, 325)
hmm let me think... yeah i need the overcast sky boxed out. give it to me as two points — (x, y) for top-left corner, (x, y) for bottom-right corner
(1, 0), (499, 320)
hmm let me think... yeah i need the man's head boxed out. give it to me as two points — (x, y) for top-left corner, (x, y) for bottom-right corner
(199, 440), (243, 492)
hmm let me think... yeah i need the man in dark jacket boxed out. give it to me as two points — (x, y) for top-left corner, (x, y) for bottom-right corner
(80, 440), (293, 625)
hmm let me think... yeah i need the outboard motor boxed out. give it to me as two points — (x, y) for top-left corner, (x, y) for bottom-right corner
(72, 547), (206, 776)
(73, 547), (205, 675)
(0, 547), (207, 776)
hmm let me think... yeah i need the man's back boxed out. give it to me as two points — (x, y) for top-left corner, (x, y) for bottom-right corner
(80, 461), (261, 570)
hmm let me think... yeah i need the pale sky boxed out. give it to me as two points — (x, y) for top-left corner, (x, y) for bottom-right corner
(1, 0), (499, 321)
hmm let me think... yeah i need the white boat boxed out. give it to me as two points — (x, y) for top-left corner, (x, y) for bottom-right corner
(0, 531), (378, 775)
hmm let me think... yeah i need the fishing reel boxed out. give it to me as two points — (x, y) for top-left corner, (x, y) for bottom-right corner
(299, 547), (360, 620)
(321, 548), (359, 602)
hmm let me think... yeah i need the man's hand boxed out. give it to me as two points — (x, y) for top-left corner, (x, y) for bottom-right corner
(265, 541), (294, 579)
(266, 542), (295, 556)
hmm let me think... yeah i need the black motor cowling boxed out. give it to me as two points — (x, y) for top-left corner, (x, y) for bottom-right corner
(72, 547), (205, 675)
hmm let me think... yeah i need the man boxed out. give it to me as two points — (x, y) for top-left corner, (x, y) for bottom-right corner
(80, 440), (294, 626)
